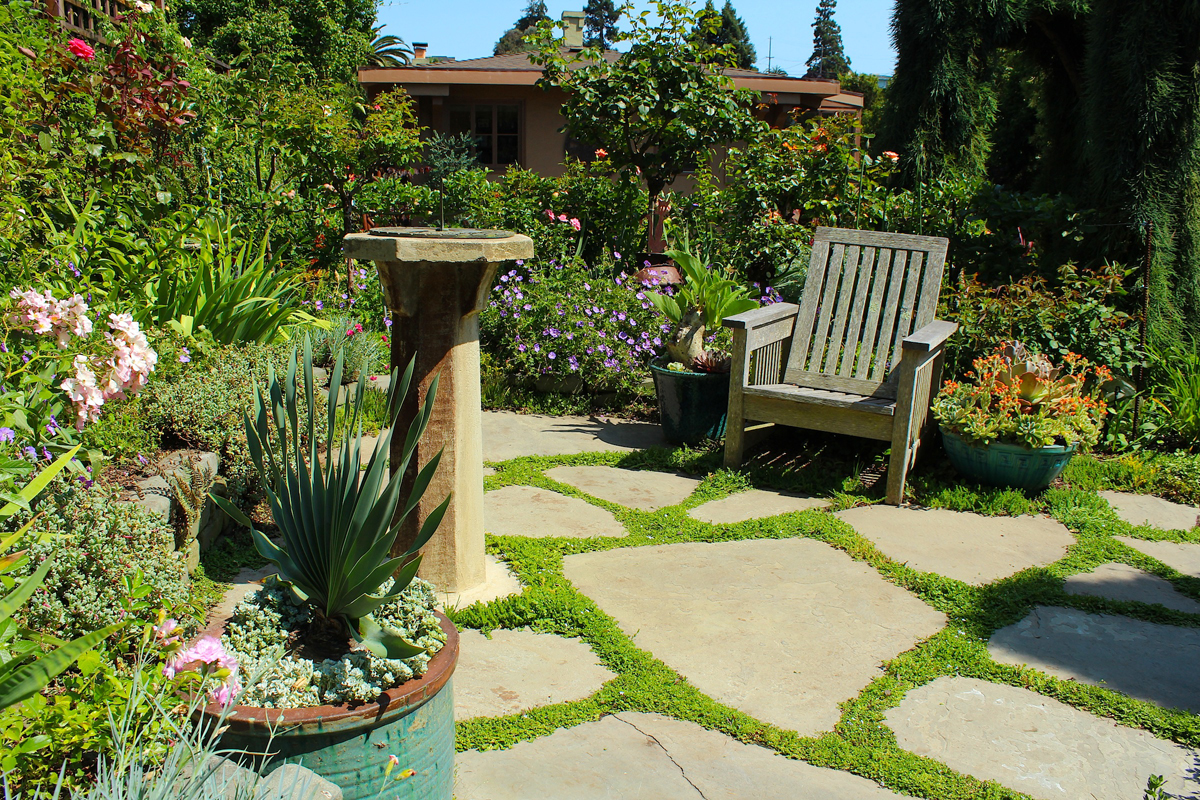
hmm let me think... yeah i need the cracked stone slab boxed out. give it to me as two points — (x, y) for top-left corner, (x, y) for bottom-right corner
(483, 411), (667, 461)
(1064, 562), (1200, 613)
(1101, 490), (1200, 532)
(455, 712), (913, 799)
(484, 485), (625, 538)
(688, 489), (829, 524)
(1117, 536), (1200, 579)
(836, 506), (1074, 585)
(544, 465), (702, 511)
(454, 628), (615, 720)
(564, 538), (946, 735)
(436, 554), (521, 611)
(988, 606), (1200, 712)
(885, 676), (1200, 800)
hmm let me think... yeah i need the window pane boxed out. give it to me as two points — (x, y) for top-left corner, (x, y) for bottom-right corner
(497, 134), (519, 165)
(497, 105), (519, 134)
(448, 105), (470, 135)
(474, 105), (493, 135)
(475, 134), (493, 165)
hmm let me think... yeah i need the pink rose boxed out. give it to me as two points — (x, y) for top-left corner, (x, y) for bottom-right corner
(67, 38), (95, 61)
(569, 218), (581, 232)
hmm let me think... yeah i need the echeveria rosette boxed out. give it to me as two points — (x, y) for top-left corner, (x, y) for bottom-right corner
(212, 338), (449, 662)
(933, 341), (1111, 450)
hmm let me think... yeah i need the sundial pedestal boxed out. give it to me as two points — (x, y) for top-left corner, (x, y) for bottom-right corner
(343, 228), (534, 593)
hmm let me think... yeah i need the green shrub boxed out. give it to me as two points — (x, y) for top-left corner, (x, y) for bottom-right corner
(310, 313), (388, 382)
(7, 479), (187, 641)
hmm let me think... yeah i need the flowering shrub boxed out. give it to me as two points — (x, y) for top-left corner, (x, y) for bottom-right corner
(163, 635), (241, 706)
(933, 342), (1111, 449)
(480, 258), (667, 394)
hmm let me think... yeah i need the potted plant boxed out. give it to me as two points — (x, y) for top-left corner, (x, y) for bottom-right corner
(207, 341), (456, 800)
(933, 341), (1111, 490)
(644, 233), (759, 444)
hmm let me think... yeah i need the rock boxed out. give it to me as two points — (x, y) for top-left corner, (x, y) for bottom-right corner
(1117, 536), (1200, 579)
(454, 629), (615, 720)
(1063, 562), (1200, 612)
(256, 765), (341, 800)
(456, 712), (912, 799)
(884, 676), (1200, 800)
(482, 411), (667, 461)
(988, 606), (1200, 712)
(688, 489), (829, 524)
(484, 485), (625, 538)
(1100, 490), (1200, 532)
(564, 538), (946, 735)
(836, 506), (1074, 585)
(544, 466), (702, 511)
(182, 755), (258, 800)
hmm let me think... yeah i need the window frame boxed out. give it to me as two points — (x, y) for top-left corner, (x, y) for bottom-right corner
(447, 101), (523, 170)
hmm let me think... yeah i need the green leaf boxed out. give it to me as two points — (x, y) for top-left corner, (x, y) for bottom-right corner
(352, 614), (426, 660)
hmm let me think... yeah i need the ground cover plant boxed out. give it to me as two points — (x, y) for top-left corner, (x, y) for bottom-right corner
(450, 437), (1200, 799)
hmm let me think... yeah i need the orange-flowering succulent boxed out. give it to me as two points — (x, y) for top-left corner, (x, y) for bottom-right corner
(933, 341), (1111, 449)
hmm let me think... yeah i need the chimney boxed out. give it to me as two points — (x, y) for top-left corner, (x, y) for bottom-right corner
(561, 11), (584, 50)
(412, 42), (428, 60)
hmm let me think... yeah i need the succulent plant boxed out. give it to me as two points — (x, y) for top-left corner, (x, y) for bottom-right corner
(995, 341), (1077, 410)
(212, 338), (447, 661)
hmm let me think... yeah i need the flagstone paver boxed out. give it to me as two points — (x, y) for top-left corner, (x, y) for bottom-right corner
(1101, 490), (1200, 531)
(1117, 536), (1200, 578)
(884, 676), (1200, 800)
(564, 538), (946, 735)
(482, 410), (666, 461)
(1064, 562), (1200, 612)
(988, 606), (1200, 712)
(455, 712), (914, 799)
(483, 485), (625, 539)
(435, 554), (521, 611)
(454, 629), (615, 720)
(688, 489), (829, 524)
(835, 506), (1074, 585)
(545, 465), (702, 511)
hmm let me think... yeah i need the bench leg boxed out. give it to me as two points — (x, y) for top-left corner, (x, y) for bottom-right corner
(724, 413), (746, 467)
(885, 439), (910, 505)
(725, 329), (749, 468)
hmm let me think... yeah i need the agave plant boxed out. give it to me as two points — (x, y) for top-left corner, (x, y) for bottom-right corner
(645, 229), (758, 368)
(212, 340), (448, 660)
(1, 446), (122, 710)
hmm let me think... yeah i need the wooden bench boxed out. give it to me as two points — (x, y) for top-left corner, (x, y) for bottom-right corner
(723, 227), (958, 505)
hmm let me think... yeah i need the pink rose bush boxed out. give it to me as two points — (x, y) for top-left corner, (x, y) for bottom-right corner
(10, 288), (93, 348)
(66, 38), (95, 61)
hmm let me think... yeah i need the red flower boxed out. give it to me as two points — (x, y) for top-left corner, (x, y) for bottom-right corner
(67, 38), (95, 60)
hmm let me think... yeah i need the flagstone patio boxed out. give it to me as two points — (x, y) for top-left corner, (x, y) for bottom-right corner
(209, 410), (1200, 799)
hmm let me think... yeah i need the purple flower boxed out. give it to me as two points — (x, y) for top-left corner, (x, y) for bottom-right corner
(179, 347), (191, 364)
(385, 317), (393, 328)
(24, 446), (36, 459)
(568, 356), (579, 371)
(137, 453), (148, 465)
(548, 352), (556, 360)
(341, 293), (349, 300)
(516, 260), (524, 266)
(518, 344), (526, 352)
(0, 428), (13, 443)
(613, 251), (621, 259)
(315, 301), (324, 311)
(41, 447), (51, 461)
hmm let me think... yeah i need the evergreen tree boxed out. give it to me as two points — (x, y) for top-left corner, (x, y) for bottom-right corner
(805, 0), (850, 79)
(583, 0), (619, 48)
(494, 0), (548, 55)
(692, 0), (756, 70)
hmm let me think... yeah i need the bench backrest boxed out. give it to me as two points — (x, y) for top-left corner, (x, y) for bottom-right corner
(783, 227), (949, 398)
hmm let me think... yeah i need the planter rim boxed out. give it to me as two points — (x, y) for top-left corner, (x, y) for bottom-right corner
(649, 361), (730, 378)
(197, 611), (458, 732)
(939, 426), (1079, 455)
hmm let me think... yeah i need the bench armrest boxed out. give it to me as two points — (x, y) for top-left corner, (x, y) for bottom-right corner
(723, 303), (800, 330)
(902, 320), (958, 352)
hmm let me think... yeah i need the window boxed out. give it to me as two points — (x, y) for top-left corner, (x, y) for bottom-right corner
(448, 103), (521, 168)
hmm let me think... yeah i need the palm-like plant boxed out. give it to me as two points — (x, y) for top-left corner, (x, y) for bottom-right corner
(212, 340), (448, 660)
(365, 26), (413, 68)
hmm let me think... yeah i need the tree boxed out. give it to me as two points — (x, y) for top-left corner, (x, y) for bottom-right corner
(176, 0), (376, 83)
(805, 0), (850, 79)
(693, 0), (756, 70)
(529, 0), (761, 251)
(365, 25), (412, 68)
(495, 0), (549, 55)
(583, 0), (619, 49)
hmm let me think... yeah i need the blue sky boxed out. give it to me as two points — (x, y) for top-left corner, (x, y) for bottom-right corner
(376, 0), (898, 77)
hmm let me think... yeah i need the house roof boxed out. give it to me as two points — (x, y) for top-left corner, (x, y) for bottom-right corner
(359, 49), (859, 106)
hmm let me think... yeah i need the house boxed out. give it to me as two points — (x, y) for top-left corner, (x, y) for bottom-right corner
(358, 11), (863, 177)
(43, 0), (164, 42)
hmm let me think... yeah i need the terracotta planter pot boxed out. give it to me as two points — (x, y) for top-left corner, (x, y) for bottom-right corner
(198, 613), (458, 800)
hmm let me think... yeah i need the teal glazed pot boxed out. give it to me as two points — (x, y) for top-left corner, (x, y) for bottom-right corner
(941, 427), (1078, 490)
(650, 363), (730, 444)
(201, 613), (458, 800)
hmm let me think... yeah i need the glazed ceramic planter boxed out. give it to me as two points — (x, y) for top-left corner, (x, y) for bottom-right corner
(199, 613), (459, 800)
(650, 363), (730, 444)
(941, 427), (1078, 490)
